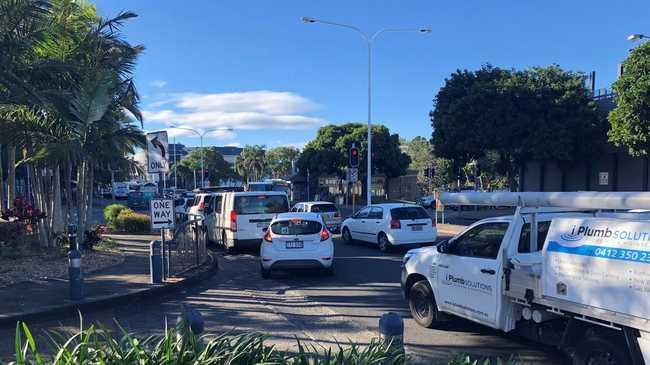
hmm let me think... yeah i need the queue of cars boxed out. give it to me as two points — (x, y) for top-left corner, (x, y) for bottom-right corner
(181, 189), (438, 278)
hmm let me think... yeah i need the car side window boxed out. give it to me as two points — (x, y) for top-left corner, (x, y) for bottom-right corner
(452, 222), (509, 259)
(356, 207), (370, 219)
(369, 207), (383, 219)
(518, 221), (551, 253)
(213, 195), (222, 214)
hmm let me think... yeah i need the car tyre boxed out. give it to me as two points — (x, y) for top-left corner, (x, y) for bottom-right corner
(342, 228), (354, 245)
(408, 280), (437, 328)
(378, 233), (392, 253)
(572, 334), (630, 365)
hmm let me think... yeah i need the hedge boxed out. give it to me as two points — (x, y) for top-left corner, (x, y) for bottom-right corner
(114, 208), (150, 233)
(103, 204), (128, 226)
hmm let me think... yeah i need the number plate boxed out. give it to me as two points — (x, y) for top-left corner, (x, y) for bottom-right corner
(411, 225), (423, 231)
(286, 240), (304, 249)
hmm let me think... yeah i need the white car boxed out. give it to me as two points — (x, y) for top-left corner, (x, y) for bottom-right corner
(291, 201), (342, 233)
(341, 203), (437, 252)
(260, 212), (334, 278)
(418, 195), (435, 208)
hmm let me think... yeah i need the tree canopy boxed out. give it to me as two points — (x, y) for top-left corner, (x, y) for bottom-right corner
(609, 41), (650, 156)
(297, 123), (410, 181)
(266, 146), (300, 179)
(235, 145), (266, 183)
(178, 147), (235, 187)
(431, 64), (606, 190)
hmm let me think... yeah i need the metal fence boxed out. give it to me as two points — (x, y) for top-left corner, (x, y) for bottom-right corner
(166, 212), (208, 277)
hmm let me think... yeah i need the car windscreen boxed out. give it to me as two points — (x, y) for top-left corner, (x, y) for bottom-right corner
(391, 207), (430, 220)
(235, 195), (288, 215)
(271, 219), (322, 235)
(311, 204), (338, 213)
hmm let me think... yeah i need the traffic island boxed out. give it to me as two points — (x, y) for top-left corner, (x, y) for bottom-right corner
(0, 235), (218, 326)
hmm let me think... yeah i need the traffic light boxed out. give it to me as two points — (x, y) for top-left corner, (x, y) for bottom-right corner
(204, 168), (208, 175)
(349, 146), (359, 167)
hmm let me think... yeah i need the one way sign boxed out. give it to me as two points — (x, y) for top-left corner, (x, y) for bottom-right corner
(150, 199), (175, 229)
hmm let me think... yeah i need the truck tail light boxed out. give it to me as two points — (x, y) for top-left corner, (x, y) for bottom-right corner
(198, 201), (205, 211)
(390, 219), (401, 229)
(230, 210), (237, 232)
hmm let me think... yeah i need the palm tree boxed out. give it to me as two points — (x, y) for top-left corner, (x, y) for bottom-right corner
(235, 145), (267, 184)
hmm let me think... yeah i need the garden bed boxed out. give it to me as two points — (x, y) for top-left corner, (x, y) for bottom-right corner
(0, 243), (124, 288)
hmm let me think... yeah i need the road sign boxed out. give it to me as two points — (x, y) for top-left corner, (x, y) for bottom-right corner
(146, 131), (169, 173)
(349, 168), (359, 183)
(150, 199), (175, 229)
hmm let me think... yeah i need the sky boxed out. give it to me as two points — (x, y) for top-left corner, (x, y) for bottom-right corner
(94, 0), (648, 150)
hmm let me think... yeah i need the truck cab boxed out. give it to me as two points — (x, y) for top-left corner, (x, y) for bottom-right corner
(402, 192), (650, 365)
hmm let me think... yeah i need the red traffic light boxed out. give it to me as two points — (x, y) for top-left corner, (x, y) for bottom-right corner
(349, 146), (359, 167)
(203, 168), (208, 174)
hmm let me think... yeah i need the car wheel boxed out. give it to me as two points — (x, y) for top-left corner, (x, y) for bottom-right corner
(572, 334), (630, 365)
(408, 280), (437, 328)
(342, 228), (354, 245)
(260, 265), (271, 279)
(378, 233), (391, 253)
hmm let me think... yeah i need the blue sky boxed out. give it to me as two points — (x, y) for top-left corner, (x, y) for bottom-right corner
(94, 0), (648, 150)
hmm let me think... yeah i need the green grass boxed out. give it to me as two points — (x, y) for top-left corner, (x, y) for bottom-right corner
(11, 316), (520, 364)
(92, 238), (119, 253)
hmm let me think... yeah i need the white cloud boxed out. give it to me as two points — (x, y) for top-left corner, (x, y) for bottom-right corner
(142, 90), (324, 131)
(282, 141), (308, 150)
(225, 142), (242, 147)
(150, 80), (167, 88)
(165, 124), (237, 140)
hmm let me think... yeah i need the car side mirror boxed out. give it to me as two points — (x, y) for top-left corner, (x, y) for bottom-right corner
(436, 238), (451, 254)
(262, 227), (268, 232)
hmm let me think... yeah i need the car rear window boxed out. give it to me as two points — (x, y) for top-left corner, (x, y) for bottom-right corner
(271, 219), (322, 235)
(235, 195), (289, 215)
(310, 204), (338, 213)
(391, 207), (429, 220)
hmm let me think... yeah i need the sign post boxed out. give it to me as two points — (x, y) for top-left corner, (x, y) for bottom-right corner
(150, 198), (175, 280)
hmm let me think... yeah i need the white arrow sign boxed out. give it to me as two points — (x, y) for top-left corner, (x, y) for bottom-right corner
(146, 131), (169, 173)
(150, 199), (175, 229)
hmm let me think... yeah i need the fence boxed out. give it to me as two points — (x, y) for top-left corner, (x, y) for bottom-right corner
(166, 212), (208, 277)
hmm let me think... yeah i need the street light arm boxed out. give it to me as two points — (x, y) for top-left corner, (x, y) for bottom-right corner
(370, 27), (431, 42)
(304, 17), (370, 42)
(169, 125), (202, 137)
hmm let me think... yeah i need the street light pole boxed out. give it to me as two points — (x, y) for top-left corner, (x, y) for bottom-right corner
(301, 17), (431, 205)
(169, 126), (233, 189)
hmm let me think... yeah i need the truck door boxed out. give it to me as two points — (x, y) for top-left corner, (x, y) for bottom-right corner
(436, 221), (509, 327)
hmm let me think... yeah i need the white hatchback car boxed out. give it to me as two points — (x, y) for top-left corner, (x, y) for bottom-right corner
(341, 203), (437, 252)
(260, 212), (334, 278)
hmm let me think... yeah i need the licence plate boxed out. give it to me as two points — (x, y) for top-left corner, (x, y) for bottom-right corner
(411, 225), (423, 231)
(257, 222), (268, 228)
(286, 240), (304, 249)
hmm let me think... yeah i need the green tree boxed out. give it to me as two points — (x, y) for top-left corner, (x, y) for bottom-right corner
(297, 123), (410, 196)
(266, 146), (300, 178)
(432, 64), (605, 190)
(178, 147), (235, 186)
(234, 145), (267, 184)
(609, 41), (650, 156)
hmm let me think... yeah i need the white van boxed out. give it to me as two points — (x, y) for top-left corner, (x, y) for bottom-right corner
(209, 191), (289, 252)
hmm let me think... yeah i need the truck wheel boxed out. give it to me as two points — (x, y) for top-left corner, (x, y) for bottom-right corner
(572, 335), (630, 365)
(342, 228), (354, 245)
(408, 280), (437, 328)
(378, 233), (392, 253)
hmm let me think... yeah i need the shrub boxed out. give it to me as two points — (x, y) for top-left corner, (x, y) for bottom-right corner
(104, 204), (128, 226)
(114, 209), (150, 233)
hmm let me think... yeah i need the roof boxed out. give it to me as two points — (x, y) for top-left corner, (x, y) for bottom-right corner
(225, 191), (287, 197)
(367, 203), (420, 209)
(273, 212), (322, 221)
(298, 201), (336, 206)
(213, 146), (243, 156)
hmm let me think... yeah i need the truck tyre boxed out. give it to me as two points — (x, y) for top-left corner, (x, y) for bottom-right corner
(342, 228), (354, 245)
(408, 280), (437, 328)
(378, 233), (391, 253)
(572, 335), (630, 365)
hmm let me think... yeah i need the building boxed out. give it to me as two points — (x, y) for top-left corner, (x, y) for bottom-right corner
(168, 143), (188, 163)
(213, 146), (243, 164)
(521, 85), (650, 192)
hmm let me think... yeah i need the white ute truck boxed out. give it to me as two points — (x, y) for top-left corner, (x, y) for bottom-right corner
(401, 192), (650, 365)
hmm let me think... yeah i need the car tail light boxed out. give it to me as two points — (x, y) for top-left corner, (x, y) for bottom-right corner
(335, 212), (341, 218)
(198, 201), (205, 211)
(263, 229), (272, 243)
(390, 219), (401, 229)
(320, 228), (330, 242)
(230, 210), (237, 232)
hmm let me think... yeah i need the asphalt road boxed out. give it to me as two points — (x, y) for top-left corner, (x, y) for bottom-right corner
(0, 234), (565, 364)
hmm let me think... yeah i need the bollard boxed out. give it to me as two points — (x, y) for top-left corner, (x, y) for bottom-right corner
(150, 240), (163, 284)
(176, 306), (204, 345)
(379, 312), (404, 352)
(67, 224), (77, 251)
(68, 249), (84, 301)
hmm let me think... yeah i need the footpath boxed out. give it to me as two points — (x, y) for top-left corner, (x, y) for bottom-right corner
(0, 234), (217, 325)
